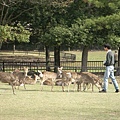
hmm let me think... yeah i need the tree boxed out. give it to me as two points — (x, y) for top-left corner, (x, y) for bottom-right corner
(42, 26), (73, 71)
(0, 0), (32, 49)
(27, 0), (74, 71)
(1, 0), (120, 73)
(38, 0), (120, 72)
(0, 23), (31, 49)
(68, 0), (120, 72)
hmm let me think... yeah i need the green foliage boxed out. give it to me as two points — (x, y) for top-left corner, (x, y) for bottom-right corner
(1, 0), (120, 49)
(0, 23), (31, 43)
(42, 26), (73, 46)
(0, 0), (31, 47)
(70, 0), (120, 47)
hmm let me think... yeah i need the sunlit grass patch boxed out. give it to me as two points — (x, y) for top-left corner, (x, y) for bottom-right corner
(0, 81), (120, 120)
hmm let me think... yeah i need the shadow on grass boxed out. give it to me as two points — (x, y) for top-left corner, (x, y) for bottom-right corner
(20, 89), (40, 92)
(0, 87), (12, 90)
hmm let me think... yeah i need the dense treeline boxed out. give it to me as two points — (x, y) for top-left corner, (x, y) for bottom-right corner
(0, 0), (120, 71)
(1, 42), (105, 51)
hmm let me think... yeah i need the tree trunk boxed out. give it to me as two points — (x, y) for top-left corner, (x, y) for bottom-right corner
(115, 47), (120, 75)
(54, 46), (60, 72)
(0, 41), (2, 49)
(118, 47), (120, 67)
(81, 46), (89, 72)
(13, 44), (15, 54)
(45, 46), (51, 71)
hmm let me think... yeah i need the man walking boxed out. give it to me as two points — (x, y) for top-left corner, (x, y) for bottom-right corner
(99, 44), (119, 93)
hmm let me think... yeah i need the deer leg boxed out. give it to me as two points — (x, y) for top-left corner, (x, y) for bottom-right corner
(92, 84), (94, 92)
(51, 82), (54, 92)
(95, 84), (101, 91)
(79, 83), (82, 92)
(17, 86), (19, 90)
(85, 83), (88, 91)
(87, 83), (91, 90)
(73, 81), (76, 92)
(40, 81), (44, 91)
(67, 82), (71, 92)
(51, 85), (53, 91)
(83, 82), (89, 91)
(83, 83), (86, 91)
(51, 79), (55, 92)
(23, 82), (26, 90)
(62, 83), (65, 92)
(23, 79), (26, 90)
(77, 83), (80, 92)
(10, 83), (16, 95)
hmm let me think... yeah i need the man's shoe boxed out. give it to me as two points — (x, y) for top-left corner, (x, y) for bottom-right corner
(115, 89), (119, 93)
(99, 89), (106, 93)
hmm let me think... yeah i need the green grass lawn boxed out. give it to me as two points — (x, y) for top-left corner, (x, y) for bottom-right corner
(0, 82), (120, 120)
(0, 50), (119, 120)
(64, 50), (107, 61)
(0, 50), (107, 61)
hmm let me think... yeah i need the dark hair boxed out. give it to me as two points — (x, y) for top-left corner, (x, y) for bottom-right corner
(104, 44), (111, 49)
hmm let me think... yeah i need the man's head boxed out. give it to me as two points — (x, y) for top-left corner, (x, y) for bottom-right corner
(104, 44), (111, 51)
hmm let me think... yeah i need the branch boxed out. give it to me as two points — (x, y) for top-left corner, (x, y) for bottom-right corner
(2, 6), (9, 25)
(0, 2), (5, 24)
(8, 7), (34, 22)
(0, 0), (9, 7)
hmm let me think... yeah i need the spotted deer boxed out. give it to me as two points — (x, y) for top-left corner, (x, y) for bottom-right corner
(76, 72), (102, 92)
(0, 67), (28, 94)
(76, 73), (91, 91)
(25, 74), (39, 85)
(0, 72), (17, 94)
(38, 69), (61, 91)
(57, 67), (78, 92)
(12, 67), (28, 90)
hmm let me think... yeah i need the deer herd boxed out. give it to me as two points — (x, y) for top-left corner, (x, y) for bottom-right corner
(0, 67), (103, 95)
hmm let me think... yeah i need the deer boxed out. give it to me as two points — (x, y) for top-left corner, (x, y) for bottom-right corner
(76, 72), (102, 92)
(38, 69), (62, 91)
(0, 72), (19, 94)
(27, 70), (41, 78)
(24, 74), (39, 85)
(57, 67), (78, 92)
(12, 67), (28, 90)
(12, 73), (39, 90)
(76, 72), (91, 92)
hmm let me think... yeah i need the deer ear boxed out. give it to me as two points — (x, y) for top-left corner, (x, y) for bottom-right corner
(14, 69), (19, 72)
(38, 70), (42, 74)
